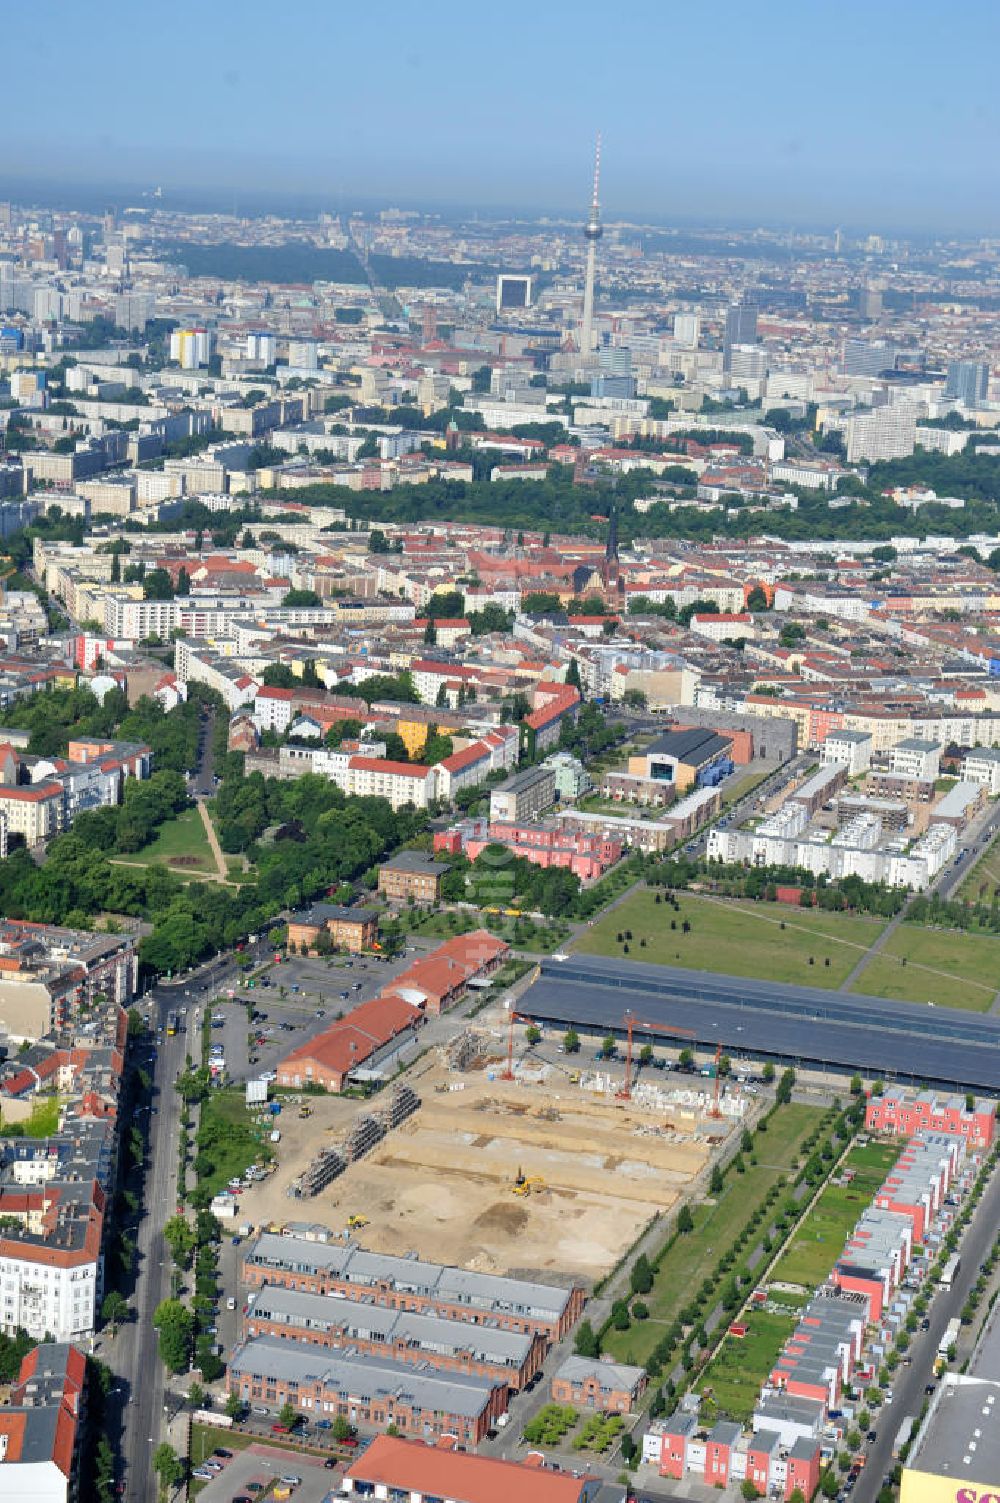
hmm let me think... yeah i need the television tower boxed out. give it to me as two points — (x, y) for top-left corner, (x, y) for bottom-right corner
(580, 134), (603, 358)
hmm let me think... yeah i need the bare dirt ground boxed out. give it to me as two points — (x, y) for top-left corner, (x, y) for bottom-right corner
(236, 1061), (714, 1283)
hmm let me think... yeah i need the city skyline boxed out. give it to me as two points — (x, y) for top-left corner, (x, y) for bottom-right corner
(7, 0), (1000, 234)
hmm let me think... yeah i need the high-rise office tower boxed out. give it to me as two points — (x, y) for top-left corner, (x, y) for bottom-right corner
(579, 136), (603, 357)
(945, 360), (989, 409)
(859, 282), (883, 320)
(496, 274), (532, 313)
(723, 293), (757, 371)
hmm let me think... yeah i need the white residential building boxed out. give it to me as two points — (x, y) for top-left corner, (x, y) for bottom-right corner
(890, 738), (941, 782)
(821, 730), (873, 776)
(845, 405), (917, 464)
(962, 747), (1000, 796)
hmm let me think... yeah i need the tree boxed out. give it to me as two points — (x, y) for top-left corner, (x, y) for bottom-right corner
(710, 1164), (724, 1194)
(152, 1299), (193, 1374)
(332, 1413), (352, 1442)
(574, 1319), (600, 1357)
(630, 1254), (654, 1295)
(563, 1028), (580, 1054)
(678, 1048), (694, 1068)
(762, 1061), (775, 1083)
(600, 1033), (616, 1059)
(143, 567), (174, 600)
(188, 1380), (205, 1410)
(743, 1481), (762, 1500)
(152, 1442), (183, 1492)
(101, 1290), (130, 1334)
(677, 1203), (694, 1233)
(525, 1024), (541, 1045)
(224, 1391), (244, 1420)
(176, 566), (191, 597)
(279, 1400), (298, 1430)
(282, 588), (321, 608)
(163, 1214), (195, 1271)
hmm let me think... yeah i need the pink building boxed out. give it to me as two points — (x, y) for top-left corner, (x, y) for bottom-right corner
(865, 1088), (995, 1150)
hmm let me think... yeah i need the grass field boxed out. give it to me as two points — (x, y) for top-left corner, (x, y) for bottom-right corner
(118, 805), (215, 872)
(851, 924), (1000, 1010)
(574, 889), (887, 987)
(700, 1309), (798, 1423)
(602, 1103), (824, 1365)
(769, 1140), (899, 1288)
(0, 1095), (62, 1137)
(196, 1089), (274, 1201)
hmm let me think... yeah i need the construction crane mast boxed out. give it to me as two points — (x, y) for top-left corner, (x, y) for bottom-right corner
(617, 1011), (697, 1101)
(502, 1009), (532, 1082)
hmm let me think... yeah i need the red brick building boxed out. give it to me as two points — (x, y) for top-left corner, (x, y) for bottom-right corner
(550, 1355), (646, 1413)
(276, 994), (423, 1092)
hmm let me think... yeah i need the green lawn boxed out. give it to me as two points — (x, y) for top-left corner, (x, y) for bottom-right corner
(700, 1309), (798, 1423)
(851, 924), (1000, 1010)
(721, 767), (771, 809)
(769, 1140), (899, 1288)
(196, 1089), (274, 1201)
(118, 805), (215, 872)
(574, 889), (887, 987)
(602, 1103), (824, 1364)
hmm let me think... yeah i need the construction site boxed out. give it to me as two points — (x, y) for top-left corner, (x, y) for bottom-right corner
(234, 1016), (740, 1283)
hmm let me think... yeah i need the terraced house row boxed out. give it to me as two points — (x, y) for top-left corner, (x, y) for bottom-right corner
(645, 1111), (988, 1496)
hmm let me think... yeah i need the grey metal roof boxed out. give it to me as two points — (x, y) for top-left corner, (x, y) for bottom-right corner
(245, 1237), (577, 1319)
(246, 1286), (534, 1365)
(229, 1335), (498, 1417)
(518, 953), (1000, 1090)
(908, 1376), (1000, 1486)
(554, 1355), (645, 1391)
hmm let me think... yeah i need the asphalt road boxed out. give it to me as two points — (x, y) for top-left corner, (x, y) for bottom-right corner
(934, 800), (1000, 901)
(854, 1151), (1000, 1503)
(107, 1000), (196, 1501)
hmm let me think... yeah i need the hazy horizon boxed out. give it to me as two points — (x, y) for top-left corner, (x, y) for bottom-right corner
(8, 0), (1000, 237)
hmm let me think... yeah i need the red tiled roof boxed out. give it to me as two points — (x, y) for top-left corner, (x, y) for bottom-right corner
(349, 757), (431, 778)
(279, 995), (422, 1077)
(439, 742), (489, 773)
(0, 783), (62, 802)
(345, 1436), (589, 1503)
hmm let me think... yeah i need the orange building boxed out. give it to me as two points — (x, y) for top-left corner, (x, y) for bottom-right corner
(286, 903), (378, 954)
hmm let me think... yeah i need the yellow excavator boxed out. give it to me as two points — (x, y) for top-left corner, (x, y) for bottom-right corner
(347, 1213), (369, 1229)
(512, 1169), (546, 1197)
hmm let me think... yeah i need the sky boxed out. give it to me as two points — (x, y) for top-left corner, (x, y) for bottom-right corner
(6, 0), (1000, 233)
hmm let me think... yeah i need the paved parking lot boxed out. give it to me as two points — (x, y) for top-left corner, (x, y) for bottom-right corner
(207, 946), (433, 1086)
(191, 1441), (338, 1502)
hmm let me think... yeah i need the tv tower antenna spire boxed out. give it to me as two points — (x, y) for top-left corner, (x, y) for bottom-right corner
(580, 133), (603, 358)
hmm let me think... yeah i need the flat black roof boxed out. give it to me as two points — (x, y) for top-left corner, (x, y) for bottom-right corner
(648, 728), (732, 764)
(519, 953), (1000, 1090)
